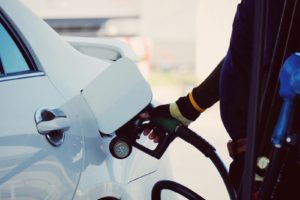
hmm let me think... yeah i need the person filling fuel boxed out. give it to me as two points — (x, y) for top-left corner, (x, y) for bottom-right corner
(140, 0), (300, 194)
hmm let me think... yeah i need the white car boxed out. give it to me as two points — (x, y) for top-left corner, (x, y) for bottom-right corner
(64, 36), (151, 79)
(64, 36), (139, 63)
(0, 0), (174, 199)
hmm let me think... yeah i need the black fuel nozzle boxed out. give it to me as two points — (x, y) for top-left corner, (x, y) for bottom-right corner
(109, 112), (236, 199)
(109, 117), (144, 159)
(110, 108), (182, 160)
(131, 117), (181, 159)
(110, 111), (216, 160)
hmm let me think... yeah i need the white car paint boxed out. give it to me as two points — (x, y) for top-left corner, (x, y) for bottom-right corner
(1, 0), (108, 99)
(0, 76), (82, 199)
(0, 0), (175, 199)
(64, 36), (139, 62)
(81, 57), (152, 133)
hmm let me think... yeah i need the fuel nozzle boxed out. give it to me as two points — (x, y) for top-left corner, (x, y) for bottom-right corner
(109, 113), (236, 199)
(109, 118), (144, 159)
(272, 53), (300, 147)
(109, 113), (181, 160)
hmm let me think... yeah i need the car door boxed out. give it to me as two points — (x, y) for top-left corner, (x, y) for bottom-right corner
(0, 12), (83, 199)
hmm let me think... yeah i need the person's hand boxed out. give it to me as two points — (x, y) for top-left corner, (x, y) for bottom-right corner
(139, 103), (194, 142)
(139, 104), (171, 143)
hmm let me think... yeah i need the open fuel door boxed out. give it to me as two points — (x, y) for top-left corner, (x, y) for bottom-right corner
(81, 57), (152, 134)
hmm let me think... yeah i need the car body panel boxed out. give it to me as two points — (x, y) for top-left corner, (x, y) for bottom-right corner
(82, 57), (152, 133)
(65, 36), (151, 80)
(64, 36), (139, 62)
(1, 0), (110, 99)
(0, 1), (175, 199)
(67, 94), (169, 200)
(0, 76), (83, 199)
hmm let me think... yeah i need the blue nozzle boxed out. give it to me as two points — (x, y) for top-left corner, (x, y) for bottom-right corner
(271, 100), (293, 147)
(271, 53), (300, 147)
(291, 69), (300, 94)
(279, 53), (300, 99)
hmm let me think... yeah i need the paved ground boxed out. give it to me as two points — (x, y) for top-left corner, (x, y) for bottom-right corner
(152, 85), (231, 200)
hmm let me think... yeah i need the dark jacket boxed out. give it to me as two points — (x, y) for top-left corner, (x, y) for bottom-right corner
(176, 0), (300, 140)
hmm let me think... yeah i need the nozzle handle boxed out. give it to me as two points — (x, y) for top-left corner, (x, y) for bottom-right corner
(151, 117), (182, 133)
(132, 131), (176, 159)
(271, 100), (293, 147)
(132, 117), (181, 159)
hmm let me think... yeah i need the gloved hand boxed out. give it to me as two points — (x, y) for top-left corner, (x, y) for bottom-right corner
(152, 103), (194, 126)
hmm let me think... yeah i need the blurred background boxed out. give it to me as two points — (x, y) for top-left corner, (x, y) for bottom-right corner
(22, 0), (239, 199)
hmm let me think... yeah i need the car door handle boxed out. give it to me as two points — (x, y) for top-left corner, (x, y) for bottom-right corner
(35, 107), (70, 146)
(36, 117), (70, 135)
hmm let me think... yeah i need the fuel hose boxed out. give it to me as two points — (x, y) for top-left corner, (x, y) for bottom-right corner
(152, 180), (205, 200)
(151, 118), (237, 200)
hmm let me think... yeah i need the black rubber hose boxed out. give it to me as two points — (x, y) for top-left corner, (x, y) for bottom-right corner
(151, 180), (205, 200)
(258, 147), (285, 200)
(176, 125), (237, 200)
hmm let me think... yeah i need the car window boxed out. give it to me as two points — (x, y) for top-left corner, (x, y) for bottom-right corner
(0, 22), (31, 75)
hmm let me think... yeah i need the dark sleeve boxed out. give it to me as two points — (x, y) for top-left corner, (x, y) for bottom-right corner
(175, 58), (223, 121)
